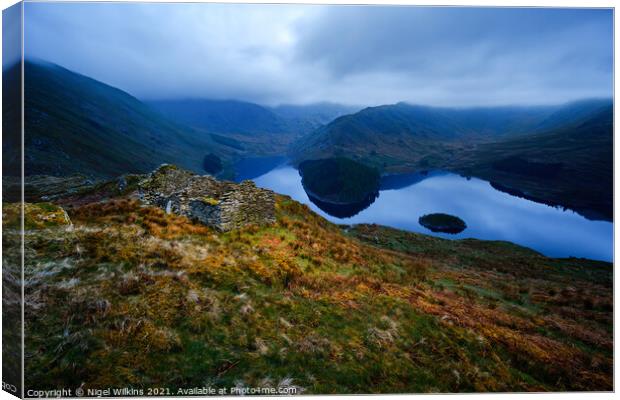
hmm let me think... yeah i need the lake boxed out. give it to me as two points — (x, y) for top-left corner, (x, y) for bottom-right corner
(235, 161), (613, 262)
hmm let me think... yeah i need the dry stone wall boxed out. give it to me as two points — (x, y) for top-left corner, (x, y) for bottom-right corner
(138, 164), (276, 231)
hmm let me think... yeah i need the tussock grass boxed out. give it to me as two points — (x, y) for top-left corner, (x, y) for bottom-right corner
(6, 196), (611, 393)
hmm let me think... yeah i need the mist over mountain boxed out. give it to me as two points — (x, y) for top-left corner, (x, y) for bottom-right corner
(149, 99), (360, 136)
(270, 102), (362, 126)
(24, 4), (612, 106)
(148, 99), (291, 136)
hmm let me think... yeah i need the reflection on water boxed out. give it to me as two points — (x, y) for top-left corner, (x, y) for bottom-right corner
(380, 170), (447, 190)
(247, 162), (612, 261)
(306, 191), (379, 218)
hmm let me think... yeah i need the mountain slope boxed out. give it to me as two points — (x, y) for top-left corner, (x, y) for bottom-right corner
(290, 103), (468, 172)
(15, 60), (234, 179)
(150, 99), (360, 137)
(533, 98), (612, 132)
(149, 99), (290, 136)
(291, 100), (612, 172)
(149, 98), (318, 156)
(2, 60), (22, 178)
(452, 105), (613, 220)
(290, 99), (613, 220)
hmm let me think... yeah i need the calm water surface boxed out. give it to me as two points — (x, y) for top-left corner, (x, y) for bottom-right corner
(236, 162), (613, 262)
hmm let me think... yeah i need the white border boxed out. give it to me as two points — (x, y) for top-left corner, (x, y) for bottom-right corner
(0, 1), (616, 400)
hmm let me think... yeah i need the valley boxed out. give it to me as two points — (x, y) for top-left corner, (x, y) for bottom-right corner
(4, 60), (613, 258)
(8, 60), (612, 225)
(2, 57), (614, 395)
(148, 99), (358, 159)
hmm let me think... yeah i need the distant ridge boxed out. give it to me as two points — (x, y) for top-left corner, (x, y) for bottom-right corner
(270, 102), (361, 126)
(148, 99), (361, 137)
(149, 98), (290, 136)
(291, 98), (612, 171)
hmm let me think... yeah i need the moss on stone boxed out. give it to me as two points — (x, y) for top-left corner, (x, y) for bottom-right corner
(3, 202), (71, 230)
(201, 197), (220, 206)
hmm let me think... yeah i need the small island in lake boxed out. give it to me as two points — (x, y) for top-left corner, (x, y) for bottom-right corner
(419, 213), (467, 234)
(298, 157), (380, 217)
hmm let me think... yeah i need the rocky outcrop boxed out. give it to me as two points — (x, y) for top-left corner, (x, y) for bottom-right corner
(138, 164), (275, 231)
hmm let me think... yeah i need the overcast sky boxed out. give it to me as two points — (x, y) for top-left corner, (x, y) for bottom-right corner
(23, 3), (613, 107)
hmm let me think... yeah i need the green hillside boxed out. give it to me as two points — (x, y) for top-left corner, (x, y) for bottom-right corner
(14, 61), (237, 179)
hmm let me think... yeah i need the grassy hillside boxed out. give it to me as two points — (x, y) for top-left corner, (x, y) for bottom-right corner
(16, 61), (236, 178)
(5, 178), (611, 393)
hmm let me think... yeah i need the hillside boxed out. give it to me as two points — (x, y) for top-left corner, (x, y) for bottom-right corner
(4, 167), (612, 393)
(149, 99), (291, 136)
(10, 61), (236, 179)
(150, 100), (360, 138)
(290, 99), (613, 220)
(2, 60), (22, 178)
(450, 105), (613, 220)
(291, 99), (612, 172)
(149, 99), (318, 156)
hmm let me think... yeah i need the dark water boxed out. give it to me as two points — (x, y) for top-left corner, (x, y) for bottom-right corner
(234, 156), (288, 181)
(235, 160), (613, 262)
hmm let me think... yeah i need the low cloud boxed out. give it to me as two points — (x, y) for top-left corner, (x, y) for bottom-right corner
(23, 3), (612, 106)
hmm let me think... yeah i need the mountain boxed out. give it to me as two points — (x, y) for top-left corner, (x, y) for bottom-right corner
(291, 99), (613, 220)
(149, 99), (290, 136)
(148, 98), (319, 156)
(532, 98), (613, 132)
(291, 99), (612, 172)
(149, 100), (360, 137)
(8, 167), (612, 392)
(2, 57), (22, 178)
(451, 104), (613, 220)
(8, 60), (235, 179)
(271, 102), (361, 126)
